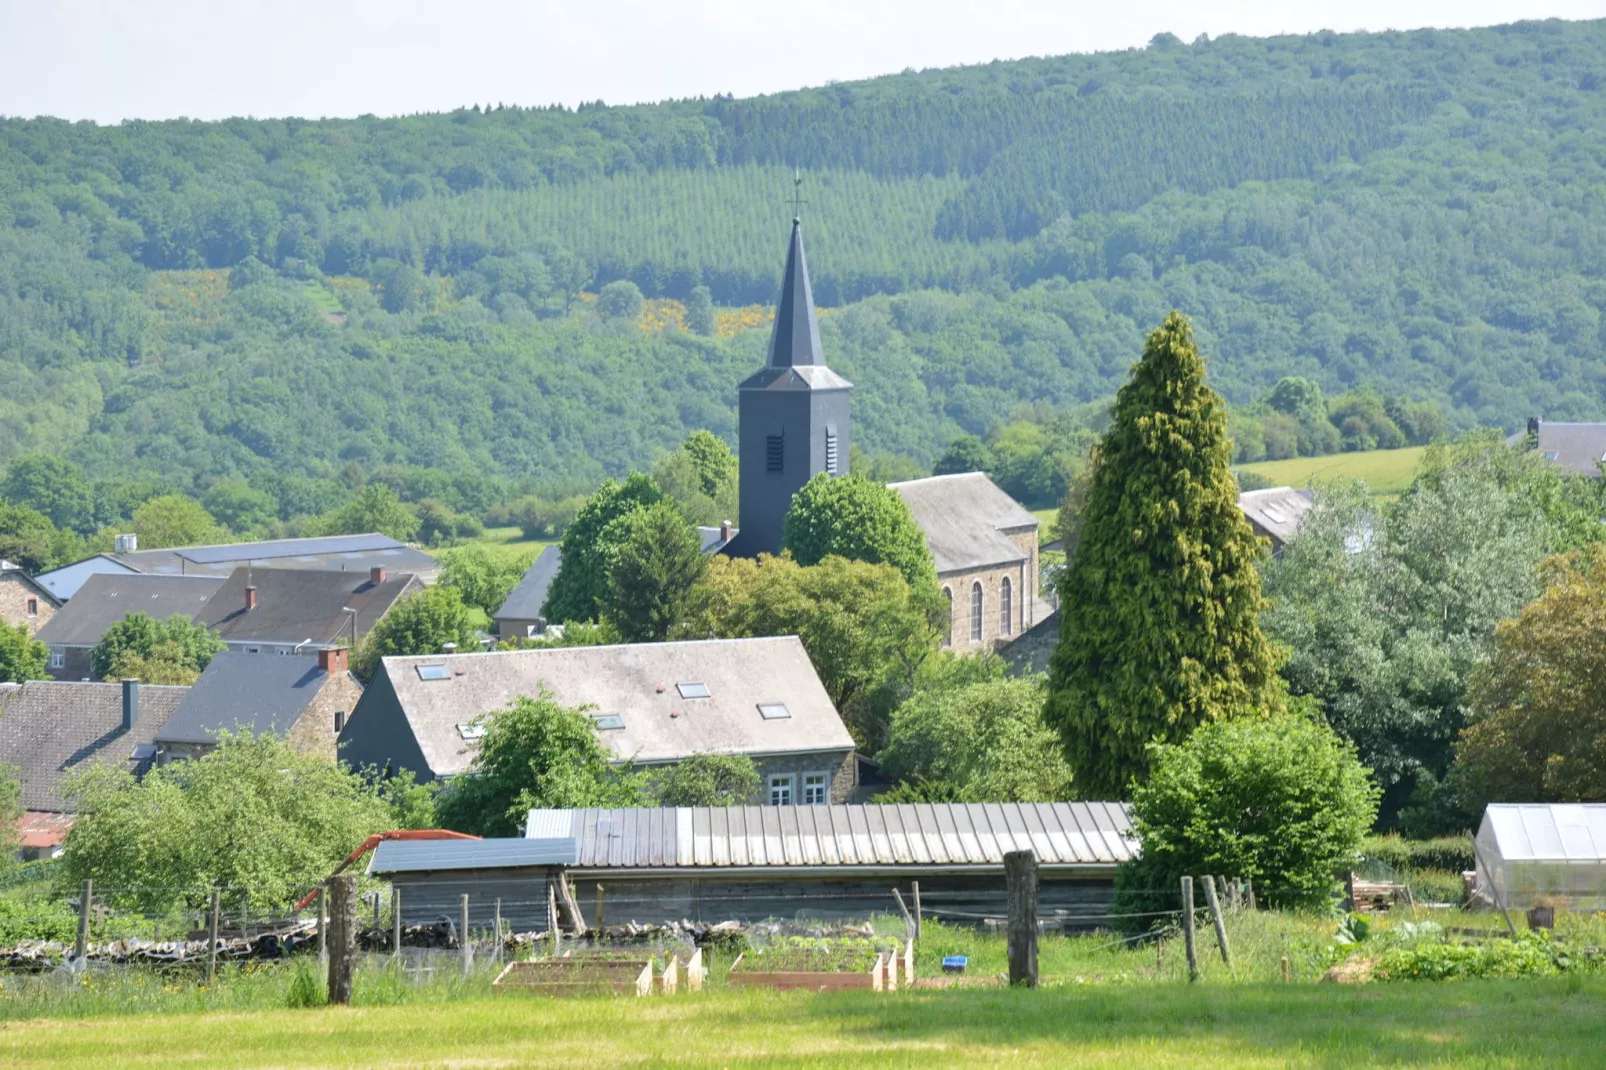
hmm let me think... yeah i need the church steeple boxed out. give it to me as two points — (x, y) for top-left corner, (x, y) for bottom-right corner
(767, 219), (824, 368)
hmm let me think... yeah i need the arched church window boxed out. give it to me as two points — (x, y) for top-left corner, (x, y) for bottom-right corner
(970, 582), (984, 643)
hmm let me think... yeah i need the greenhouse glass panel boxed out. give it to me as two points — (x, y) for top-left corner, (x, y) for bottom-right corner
(1474, 804), (1606, 912)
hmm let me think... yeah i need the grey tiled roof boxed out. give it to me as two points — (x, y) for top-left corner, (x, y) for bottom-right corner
(0, 681), (189, 811)
(1530, 423), (1606, 477)
(154, 652), (344, 745)
(522, 802), (1136, 870)
(1237, 486), (1315, 547)
(34, 574), (224, 647)
(194, 566), (417, 646)
(889, 473), (1037, 575)
(492, 545), (561, 623)
(378, 636), (854, 778)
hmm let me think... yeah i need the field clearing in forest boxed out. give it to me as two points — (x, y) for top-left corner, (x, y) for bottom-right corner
(1238, 446), (1427, 496)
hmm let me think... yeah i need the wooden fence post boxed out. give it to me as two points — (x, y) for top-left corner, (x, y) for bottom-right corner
(1246, 878), (1256, 912)
(1181, 876), (1198, 982)
(596, 883), (605, 935)
(327, 875), (357, 1005)
(1202, 875), (1232, 967)
(391, 886), (402, 961)
(1004, 849), (1038, 988)
(75, 879), (92, 962)
(547, 879), (560, 957)
(316, 884), (327, 963)
(460, 894), (472, 977)
(891, 887), (914, 934)
(493, 897), (503, 963)
(911, 881), (922, 943)
(207, 886), (221, 984)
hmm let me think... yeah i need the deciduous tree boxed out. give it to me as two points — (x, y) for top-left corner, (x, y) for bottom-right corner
(783, 473), (936, 592)
(352, 585), (481, 679)
(543, 474), (663, 624)
(92, 612), (224, 682)
(0, 621), (47, 683)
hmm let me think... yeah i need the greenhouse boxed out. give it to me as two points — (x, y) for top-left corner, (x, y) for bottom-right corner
(1474, 804), (1606, 912)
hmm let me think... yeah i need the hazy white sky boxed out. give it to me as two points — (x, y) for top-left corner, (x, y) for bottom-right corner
(1, 0), (1601, 123)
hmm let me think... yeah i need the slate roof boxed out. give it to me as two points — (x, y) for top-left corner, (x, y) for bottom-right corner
(0, 681), (189, 811)
(737, 220), (851, 393)
(1520, 422), (1606, 477)
(154, 651), (345, 746)
(374, 636), (854, 778)
(888, 473), (1037, 575)
(193, 566), (417, 646)
(492, 545), (561, 623)
(522, 802), (1137, 870)
(1237, 486), (1315, 548)
(34, 573), (224, 647)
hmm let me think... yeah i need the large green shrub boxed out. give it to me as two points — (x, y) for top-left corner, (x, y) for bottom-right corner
(1120, 712), (1380, 912)
(1360, 834), (1475, 875)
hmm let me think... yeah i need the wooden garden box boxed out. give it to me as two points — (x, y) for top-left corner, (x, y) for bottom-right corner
(727, 950), (895, 991)
(492, 957), (654, 997)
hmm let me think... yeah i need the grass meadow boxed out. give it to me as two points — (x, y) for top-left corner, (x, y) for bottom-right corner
(1237, 446), (1427, 496)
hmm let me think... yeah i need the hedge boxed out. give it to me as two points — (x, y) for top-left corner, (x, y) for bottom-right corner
(1361, 834), (1475, 874)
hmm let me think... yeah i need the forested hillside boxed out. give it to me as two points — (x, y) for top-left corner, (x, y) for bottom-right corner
(0, 19), (1602, 502)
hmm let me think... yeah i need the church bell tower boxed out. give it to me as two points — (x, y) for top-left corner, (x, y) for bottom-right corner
(724, 217), (852, 558)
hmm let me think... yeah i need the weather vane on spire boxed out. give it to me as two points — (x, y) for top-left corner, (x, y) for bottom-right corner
(790, 167), (806, 223)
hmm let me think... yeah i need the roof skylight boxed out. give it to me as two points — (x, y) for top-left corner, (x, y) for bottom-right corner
(456, 723), (486, 740)
(676, 682), (711, 700)
(757, 703), (791, 720)
(416, 664), (450, 681)
(591, 714), (625, 730)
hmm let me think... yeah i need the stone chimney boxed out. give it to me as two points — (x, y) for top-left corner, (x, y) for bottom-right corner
(318, 647), (348, 674)
(1527, 415), (1541, 437)
(244, 585), (257, 611)
(720, 519), (732, 542)
(442, 642), (458, 655)
(369, 566), (387, 585)
(121, 678), (138, 732)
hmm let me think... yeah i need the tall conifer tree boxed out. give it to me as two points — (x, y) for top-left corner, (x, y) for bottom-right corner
(1045, 311), (1280, 797)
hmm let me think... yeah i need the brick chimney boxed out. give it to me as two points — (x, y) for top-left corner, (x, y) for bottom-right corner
(369, 566), (387, 585)
(720, 519), (732, 542)
(318, 647), (348, 674)
(244, 585), (257, 611)
(121, 678), (138, 732)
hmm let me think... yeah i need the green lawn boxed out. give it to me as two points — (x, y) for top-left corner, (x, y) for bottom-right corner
(1238, 447), (1426, 495)
(3, 980), (1602, 1067)
(466, 526), (553, 566)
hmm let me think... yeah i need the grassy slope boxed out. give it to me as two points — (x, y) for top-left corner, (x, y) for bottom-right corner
(1238, 446), (1426, 495)
(3, 982), (1603, 1067)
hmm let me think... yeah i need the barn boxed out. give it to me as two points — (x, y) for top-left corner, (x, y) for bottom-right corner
(368, 802), (1137, 933)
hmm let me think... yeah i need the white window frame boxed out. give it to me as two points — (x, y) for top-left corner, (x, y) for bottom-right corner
(768, 773), (796, 807)
(802, 771), (830, 806)
(49, 649), (65, 669)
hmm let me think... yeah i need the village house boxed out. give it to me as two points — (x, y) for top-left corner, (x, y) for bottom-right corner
(0, 562), (58, 636)
(492, 545), (561, 638)
(33, 573), (223, 680)
(890, 472), (1040, 652)
(33, 532), (439, 602)
(1237, 486), (1315, 554)
(153, 649), (361, 764)
(0, 679), (189, 858)
(1511, 416), (1606, 477)
(192, 565), (421, 655)
(337, 636), (858, 805)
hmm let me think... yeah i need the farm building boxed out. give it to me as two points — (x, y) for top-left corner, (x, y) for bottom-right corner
(1474, 803), (1606, 912)
(367, 802), (1136, 933)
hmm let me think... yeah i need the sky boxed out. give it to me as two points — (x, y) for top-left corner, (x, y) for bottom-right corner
(1, 0), (1601, 123)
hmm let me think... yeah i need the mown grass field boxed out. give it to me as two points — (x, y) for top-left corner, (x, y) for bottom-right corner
(468, 526), (553, 566)
(3, 979), (1603, 1067)
(1237, 446), (1427, 496)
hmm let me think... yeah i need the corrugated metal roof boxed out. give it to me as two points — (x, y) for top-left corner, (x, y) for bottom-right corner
(169, 534), (406, 565)
(523, 803), (1135, 869)
(1480, 804), (1606, 861)
(367, 837), (578, 875)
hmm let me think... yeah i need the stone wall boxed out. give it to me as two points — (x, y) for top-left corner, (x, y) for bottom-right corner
(47, 645), (94, 681)
(752, 749), (858, 805)
(286, 671), (365, 762)
(0, 572), (54, 636)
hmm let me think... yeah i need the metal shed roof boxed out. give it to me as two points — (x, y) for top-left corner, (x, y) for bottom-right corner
(367, 837), (578, 875)
(523, 802), (1136, 871)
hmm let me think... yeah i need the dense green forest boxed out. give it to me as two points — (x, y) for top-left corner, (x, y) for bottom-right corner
(0, 19), (1602, 506)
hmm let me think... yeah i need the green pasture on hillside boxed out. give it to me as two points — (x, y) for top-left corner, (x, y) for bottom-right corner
(1238, 446), (1426, 496)
(3, 980), (1603, 1067)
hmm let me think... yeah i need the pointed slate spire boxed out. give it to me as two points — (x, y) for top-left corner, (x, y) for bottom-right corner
(766, 219), (824, 367)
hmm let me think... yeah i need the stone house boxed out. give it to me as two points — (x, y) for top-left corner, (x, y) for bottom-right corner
(33, 573), (223, 680)
(889, 472), (1040, 652)
(0, 565), (58, 637)
(154, 648), (362, 764)
(0, 679), (189, 857)
(338, 636), (858, 806)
